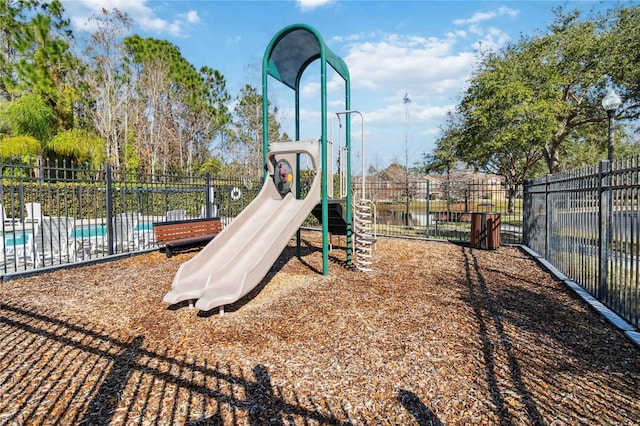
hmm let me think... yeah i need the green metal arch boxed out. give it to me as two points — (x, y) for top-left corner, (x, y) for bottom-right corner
(261, 23), (352, 276)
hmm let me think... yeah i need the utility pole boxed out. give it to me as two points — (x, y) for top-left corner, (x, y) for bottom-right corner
(403, 93), (411, 169)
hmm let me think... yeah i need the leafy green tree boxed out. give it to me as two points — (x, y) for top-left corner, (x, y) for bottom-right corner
(11, 0), (80, 130)
(0, 1), (34, 99)
(124, 35), (230, 175)
(0, 93), (55, 144)
(421, 113), (461, 176)
(421, 114), (464, 211)
(606, 6), (640, 110)
(178, 65), (230, 174)
(0, 135), (41, 159)
(47, 129), (105, 168)
(197, 157), (223, 175)
(441, 4), (640, 188)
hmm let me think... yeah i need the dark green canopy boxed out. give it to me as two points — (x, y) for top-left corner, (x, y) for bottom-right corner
(263, 23), (350, 90)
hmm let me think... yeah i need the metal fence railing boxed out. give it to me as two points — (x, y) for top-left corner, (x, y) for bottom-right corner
(0, 159), (260, 277)
(523, 159), (640, 329)
(351, 177), (523, 244)
(1, 157), (523, 279)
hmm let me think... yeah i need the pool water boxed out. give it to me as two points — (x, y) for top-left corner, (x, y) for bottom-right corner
(71, 222), (153, 238)
(3, 231), (30, 246)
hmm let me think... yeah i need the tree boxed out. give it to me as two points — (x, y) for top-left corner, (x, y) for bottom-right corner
(229, 84), (286, 177)
(47, 129), (105, 168)
(0, 0), (38, 100)
(0, 93), (55, 144)
(176, 65), (230, 174)
(82, 8), (133, 170)
(421, 114), (465, 212)
(379, 162), (421, 226)
(124, 35), (230, 176)
(421, 113), (461, 176)
(606, 6), (640, 115)
(0, 135), (42, 160)
(445, 5), (640, 184)
(11, 0), (80, 130)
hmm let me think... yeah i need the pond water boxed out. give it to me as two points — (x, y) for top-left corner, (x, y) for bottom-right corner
(375, 210), (433, 226)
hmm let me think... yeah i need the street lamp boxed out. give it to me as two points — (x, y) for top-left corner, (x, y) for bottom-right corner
(602, 89), (622, 161)
(600, 89), (622, 300)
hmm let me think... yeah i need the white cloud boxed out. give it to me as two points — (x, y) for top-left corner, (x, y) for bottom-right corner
(61, 0), (199, 37)
(453, 6), (518, 26)
(341, 32), (476, 97)
(185, 10), (200, 24)
(296, 0), (335, 13)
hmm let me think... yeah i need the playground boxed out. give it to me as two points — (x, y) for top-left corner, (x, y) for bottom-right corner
(1, 23), (638, 425)
(1, 231), (638, 424)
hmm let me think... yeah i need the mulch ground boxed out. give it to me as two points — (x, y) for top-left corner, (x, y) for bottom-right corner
(0, 231), (638, 425)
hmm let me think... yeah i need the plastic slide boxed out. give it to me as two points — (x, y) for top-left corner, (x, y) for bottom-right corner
(163, 140), (321, 312)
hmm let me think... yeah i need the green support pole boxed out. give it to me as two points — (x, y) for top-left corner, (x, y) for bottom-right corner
(295, 87), (302, 259)
(261, 58), (269, 182)
(321, 52), (329, 276)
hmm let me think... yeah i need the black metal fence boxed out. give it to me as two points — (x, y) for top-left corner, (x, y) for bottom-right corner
(352, 177), (523, 244)
(1, 158), (524, 278)
(523, 159), (640, 328)
(0, 159), (260, 276)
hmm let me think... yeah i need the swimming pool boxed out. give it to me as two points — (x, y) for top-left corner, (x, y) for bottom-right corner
(70, 222), (153, 239)
(2, 231), (31, 246)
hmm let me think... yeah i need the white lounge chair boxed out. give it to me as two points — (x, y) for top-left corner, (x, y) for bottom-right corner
(0, 204), (20, 226)
(166, 209), (186, 221)
(115, 212), (141, 251)
(25, 202), (42, 224)
(1, 224), (36, 271)
(93, 212), (141, 254)
(32, 216), (75, 267)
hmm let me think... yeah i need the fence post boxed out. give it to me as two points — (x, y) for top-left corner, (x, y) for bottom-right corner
(545, 174), (551, 260)
(105, 163), (114, 255)
(598, 160), (610, 301)
(425, 182), (430, 240)
(522, 179), (532, 246)
(204, 172), (211, 218)
(18, 183), (24, 222)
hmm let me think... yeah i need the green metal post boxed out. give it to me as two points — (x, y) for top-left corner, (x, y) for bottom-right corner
(261, 59), (269, 182)
(321, 52), (329, 276)
(295, 86), (302, 259)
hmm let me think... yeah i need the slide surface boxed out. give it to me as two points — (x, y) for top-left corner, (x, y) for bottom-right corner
(163, 141), (321, 312)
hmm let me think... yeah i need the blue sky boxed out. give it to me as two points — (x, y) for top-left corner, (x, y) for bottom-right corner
(60, 0), (627, 172)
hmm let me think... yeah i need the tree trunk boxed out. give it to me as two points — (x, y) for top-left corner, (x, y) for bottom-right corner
(543, 144), (561, 174)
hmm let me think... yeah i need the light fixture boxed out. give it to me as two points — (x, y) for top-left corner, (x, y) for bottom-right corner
(602, 89), (621, 162)
(602, 89), (622, 113)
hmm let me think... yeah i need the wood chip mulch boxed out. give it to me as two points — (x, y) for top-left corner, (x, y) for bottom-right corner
(1, 231), (638, 425)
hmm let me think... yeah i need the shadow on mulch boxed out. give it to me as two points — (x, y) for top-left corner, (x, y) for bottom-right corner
(1, 236), (638, 425)
(0, 302), (359, 425)
(458, 245), (639, 425)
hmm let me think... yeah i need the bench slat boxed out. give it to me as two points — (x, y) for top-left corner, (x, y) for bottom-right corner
(152, 218), (222, 257)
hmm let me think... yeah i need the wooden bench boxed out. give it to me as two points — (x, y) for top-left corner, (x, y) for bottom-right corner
(153, 218), (222, 258)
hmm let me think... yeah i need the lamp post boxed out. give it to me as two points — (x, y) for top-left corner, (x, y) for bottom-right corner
(599, 89), (621, 301)
(602, 89), (622, 161)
